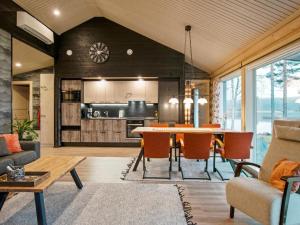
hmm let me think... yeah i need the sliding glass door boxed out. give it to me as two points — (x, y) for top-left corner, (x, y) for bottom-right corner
(254, 54), (300, 162)
(222, 76), (242, 130)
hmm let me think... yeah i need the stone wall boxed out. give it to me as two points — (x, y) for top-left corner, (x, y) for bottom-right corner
(0, 28), (12, 133)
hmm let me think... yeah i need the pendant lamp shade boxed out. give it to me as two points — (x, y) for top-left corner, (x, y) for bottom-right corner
(198, 97), (208, 105)
(183, 97), (193, 104)
(169, 96), (179, 104)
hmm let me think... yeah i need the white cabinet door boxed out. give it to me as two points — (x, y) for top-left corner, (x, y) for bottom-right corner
(84, 81), (106, 103)
(125, 81), (146, 101)
(145, 81), (158, 103)
(105, 81), (115, 103)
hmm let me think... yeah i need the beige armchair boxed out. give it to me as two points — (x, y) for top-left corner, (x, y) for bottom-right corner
(226, 120), (300, 225)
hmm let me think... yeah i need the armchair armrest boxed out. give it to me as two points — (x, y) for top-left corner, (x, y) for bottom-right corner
(234, 161), (261, 177)
(20, 141), (40, 158)
(279, 175), (300, 225)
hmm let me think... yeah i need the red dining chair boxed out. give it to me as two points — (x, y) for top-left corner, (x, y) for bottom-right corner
(143, 132), (172, 179)
(214, 132), (253, 180)
(178, 133), (212, 180)
(201, 123), (223, 153)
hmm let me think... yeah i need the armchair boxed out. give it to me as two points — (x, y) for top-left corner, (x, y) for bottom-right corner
(226, 120), (300, 225)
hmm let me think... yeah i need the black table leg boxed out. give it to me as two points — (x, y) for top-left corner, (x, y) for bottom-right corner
(70, 168), (83, 189)
(0, 192), (8, 210)
(35, 192), (47, 225)
(133, 148), (143, 171)
(213, 139), (217, 172)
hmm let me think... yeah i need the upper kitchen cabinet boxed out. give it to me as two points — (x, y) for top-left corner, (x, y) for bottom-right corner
(84, 81), (106, 103)
(83, 80), (158, 103)
(145, 81), (158, 103)
(61, 80), (82, 91)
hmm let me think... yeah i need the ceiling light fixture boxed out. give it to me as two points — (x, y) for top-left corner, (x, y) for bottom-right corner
(168, 96), (179, 104)
(198, 97), (208, 105)
(53, 9), (60, 16)
(15, 62), (22, 67)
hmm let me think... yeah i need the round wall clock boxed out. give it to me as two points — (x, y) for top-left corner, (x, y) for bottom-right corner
(89, 42), (110, 63)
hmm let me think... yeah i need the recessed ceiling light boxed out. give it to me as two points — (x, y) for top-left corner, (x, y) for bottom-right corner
(53, 9), (60, 16)
(15, 62), (22, 67)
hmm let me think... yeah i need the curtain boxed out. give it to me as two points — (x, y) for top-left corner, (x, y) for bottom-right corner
(210, 78), (221, 124)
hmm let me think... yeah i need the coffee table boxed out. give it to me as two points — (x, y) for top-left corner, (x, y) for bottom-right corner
(0, 156), (86, 225)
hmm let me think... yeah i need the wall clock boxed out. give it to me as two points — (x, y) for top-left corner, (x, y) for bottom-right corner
(89, 42), (110, 63)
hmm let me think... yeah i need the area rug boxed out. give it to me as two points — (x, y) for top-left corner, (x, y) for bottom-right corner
(124, 156), (235, 182)
(0, 182), (187, 225)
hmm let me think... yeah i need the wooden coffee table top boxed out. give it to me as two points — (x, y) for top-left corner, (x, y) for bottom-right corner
(0, 156), (86, 192)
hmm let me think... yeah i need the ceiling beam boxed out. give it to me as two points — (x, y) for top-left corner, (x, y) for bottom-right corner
(211, 8), (300, 78)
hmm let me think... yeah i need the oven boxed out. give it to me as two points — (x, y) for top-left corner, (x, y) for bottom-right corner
(126, 119), (144, 138)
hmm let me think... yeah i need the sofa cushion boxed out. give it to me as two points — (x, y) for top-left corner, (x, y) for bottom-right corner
(0, 134), (22, 153)
(0, 158), (14, 175)
(9, 151), (37, 166)
(226, 177), (300, 225)
(0, 137), (11, 157)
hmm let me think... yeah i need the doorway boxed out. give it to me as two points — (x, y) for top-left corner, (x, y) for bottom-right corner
(12, 81), (33, 123)
(12, 38), (54, 145)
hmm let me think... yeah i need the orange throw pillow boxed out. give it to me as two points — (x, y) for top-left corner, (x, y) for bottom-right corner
(270, 159), (300, 192)
(0, 134), (22, 153)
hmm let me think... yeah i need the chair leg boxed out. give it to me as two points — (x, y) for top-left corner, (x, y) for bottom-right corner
(142, 152), (146, 179)
(147, 158), (150, 162)
(230, 206), (235, 218)
(178, 150), (181, 172)
(169, 148), (172, 179)
(205, 159), (211, 180)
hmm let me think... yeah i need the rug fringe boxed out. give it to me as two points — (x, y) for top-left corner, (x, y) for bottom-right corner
(175, 184), (197, 225)
(120, 157), (136, 180)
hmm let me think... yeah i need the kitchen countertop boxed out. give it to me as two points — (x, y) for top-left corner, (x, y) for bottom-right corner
(81, 117), (158, 120)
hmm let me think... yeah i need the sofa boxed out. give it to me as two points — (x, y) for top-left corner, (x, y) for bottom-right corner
(0, 141), (40, 175)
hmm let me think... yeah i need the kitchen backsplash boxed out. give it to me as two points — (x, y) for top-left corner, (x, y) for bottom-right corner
(81, 101), (158, 118)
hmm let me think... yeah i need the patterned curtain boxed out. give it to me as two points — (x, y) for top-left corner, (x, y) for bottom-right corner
(210, 78), (221, 124)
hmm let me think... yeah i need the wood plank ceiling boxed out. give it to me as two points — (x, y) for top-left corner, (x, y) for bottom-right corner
(14, 0), (300, 73)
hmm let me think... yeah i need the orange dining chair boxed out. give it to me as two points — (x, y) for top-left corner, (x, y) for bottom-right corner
(214, 132), (253, 181)
(201, 123), (221, 128)
(174, 124), (193, 161)
(178, 133), (212, 180)
(142, 132), (172, 179)
(149, 123), (169, 127)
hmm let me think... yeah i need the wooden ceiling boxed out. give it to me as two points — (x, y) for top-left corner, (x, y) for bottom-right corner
(13, 38), (53, 75)
(14, 0), (300, 73)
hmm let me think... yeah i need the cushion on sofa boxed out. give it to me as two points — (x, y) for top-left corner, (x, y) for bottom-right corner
(0, 137), (11, 157)
(226, 177), (300, 225)
(0, 134), (22, 153)
(0, 158), (14, 175)
(9, 151), (37, 166)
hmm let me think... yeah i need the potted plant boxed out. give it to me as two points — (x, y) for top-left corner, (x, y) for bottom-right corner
(13, 119), (38, 141)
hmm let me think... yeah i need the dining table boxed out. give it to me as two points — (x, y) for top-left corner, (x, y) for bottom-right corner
(131, 126), (244, 172)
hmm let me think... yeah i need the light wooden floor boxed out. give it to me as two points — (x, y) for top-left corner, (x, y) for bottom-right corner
(41, 146), (259, 225)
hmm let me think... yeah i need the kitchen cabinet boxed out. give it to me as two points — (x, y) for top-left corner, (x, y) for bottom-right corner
(83, 81), (158, 103)
(112, 120), (126, 142)
(84, 81), (106, 103)
(61, 80), (81, 91)
(61, 103), (81, 126)
(81, 119), (114, 142)
(145, 81), (158, 103)
(61, 130), (80, 142)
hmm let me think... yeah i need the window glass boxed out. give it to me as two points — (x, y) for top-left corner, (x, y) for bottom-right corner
(222, 76), (242, 130)
(254, 53), (300, 163)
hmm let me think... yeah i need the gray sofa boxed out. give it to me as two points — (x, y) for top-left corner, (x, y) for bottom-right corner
(0, 141), (40, 175)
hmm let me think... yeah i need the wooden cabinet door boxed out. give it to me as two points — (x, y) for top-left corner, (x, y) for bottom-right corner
(112, 120), (126, 142)
(84, 81), (106, 103)
(124, 81), (146, 101)
(145, 81), (158, 103)
(61, 103), (81, 126)
(61, 80), (81, 91)
(112, 81), (126, 103)
(62, 131), (80, 142)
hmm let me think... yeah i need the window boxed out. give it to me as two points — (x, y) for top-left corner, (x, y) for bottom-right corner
(254, 53), (300, 163)
(222, 75), (242, 130)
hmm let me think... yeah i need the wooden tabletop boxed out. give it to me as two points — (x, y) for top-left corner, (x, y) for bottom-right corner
(132, 127), (243, 134)
(0, 156), (86, 192)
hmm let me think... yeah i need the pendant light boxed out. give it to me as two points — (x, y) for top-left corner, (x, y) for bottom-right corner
(169, 96), (179, 104)
(198, 97), (208, 105)
(183, 25), (194, 105)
